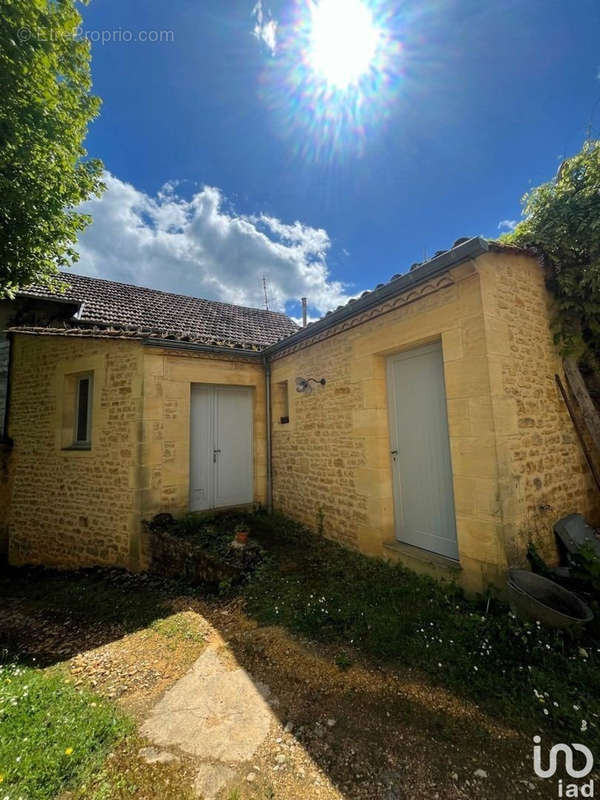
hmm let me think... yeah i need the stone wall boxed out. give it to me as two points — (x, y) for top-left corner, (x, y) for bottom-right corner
(271, 328), (366, 552)
(270, 261), (505, 591)
(5, 250), (597, 588)
(477, 251), (600, 565)
(7, 335), (144, 569)
(0, 337), (9, 439)
(4, 337), (268, 571)
(271, 252), (600, 590)
(139, 347), (267, 531)
(0, 445), (11, 555)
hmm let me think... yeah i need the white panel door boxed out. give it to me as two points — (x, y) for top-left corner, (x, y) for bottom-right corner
(190, 385), (253, 511)
(190, 385), (214, 511)
(214, 386), (254, 508)
(386, 342), (458, 560)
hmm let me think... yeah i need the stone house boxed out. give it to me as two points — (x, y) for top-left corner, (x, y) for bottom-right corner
(0, 236), (598, 592)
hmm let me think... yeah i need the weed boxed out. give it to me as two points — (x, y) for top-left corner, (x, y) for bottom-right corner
(334, 652), (353, 671)
(151, 613), (205, 644)
(316, 506), (325, 536)
(71, 735), (195, 799)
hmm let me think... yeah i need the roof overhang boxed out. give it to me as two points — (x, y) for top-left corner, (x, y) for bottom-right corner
(142, 337), (264, 360)
(263, 236), (490, 358)
(8, 236), (511, 359)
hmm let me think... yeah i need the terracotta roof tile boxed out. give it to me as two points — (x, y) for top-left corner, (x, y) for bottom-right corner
(19, 272), (298, 350)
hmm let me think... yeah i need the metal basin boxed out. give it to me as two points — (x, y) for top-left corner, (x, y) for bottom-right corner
(507, 568), (593, 630)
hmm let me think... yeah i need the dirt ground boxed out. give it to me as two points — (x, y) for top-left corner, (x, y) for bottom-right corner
(0, 579), (560, 800)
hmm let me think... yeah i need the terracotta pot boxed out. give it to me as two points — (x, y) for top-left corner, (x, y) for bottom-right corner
(235, 530), (249, 545)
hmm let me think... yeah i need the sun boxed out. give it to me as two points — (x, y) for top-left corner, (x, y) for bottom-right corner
(308, 0), (381, 89)
(258, 0), (403, 160)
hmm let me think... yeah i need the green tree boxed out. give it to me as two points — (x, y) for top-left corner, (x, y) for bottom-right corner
(0, 0), (103, 298)
(503, 140), (600, 363)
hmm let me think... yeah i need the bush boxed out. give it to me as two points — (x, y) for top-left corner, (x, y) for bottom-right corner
(504, 139), (600, 363)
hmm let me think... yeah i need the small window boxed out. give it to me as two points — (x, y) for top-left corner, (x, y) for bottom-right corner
(74, 374), (93, 446)
(273, 380), (290, 425)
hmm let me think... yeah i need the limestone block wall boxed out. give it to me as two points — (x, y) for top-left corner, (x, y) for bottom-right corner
(270, 330), (366, 552)
(140, 348), (267, 525)
(271, 262), (505, 591)
(0, 336), (9, 440)
(6, 335), (144, 569)
(477, 252), (600, 565)
(0, 446), (11, 555)
(5, 250), (595, 587)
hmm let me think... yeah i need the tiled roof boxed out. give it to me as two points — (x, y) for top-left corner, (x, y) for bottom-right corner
(304, 238), (534, 324)
(265, 237), (535, 355)
(18, 272), (298, 350)
(12, 239), (533, 353)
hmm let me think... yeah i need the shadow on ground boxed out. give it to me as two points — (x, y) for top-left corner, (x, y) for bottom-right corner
(0, 557), (554, 799)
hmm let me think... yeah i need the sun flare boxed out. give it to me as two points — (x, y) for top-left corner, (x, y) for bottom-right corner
(259, 0), (403, 160)
(308, 0), (380, 88)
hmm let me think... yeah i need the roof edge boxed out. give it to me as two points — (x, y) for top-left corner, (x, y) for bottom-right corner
(19, 272), (296, 321)
(263, 236), (490, 357)
(143, 337), (263, 359)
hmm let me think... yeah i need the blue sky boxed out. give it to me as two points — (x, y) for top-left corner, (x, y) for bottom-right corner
(75, 0), (600, 319)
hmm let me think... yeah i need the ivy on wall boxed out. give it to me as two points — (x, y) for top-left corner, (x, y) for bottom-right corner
(502, 140), (600, 365)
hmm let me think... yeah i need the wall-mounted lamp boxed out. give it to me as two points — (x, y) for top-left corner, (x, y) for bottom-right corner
(295, 376), (326, 395)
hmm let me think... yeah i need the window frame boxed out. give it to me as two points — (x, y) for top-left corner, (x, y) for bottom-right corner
(73, 372), (93, 448)
(274, 379), (290, 425)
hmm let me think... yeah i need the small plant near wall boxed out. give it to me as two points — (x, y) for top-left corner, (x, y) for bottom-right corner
(144, 511), (264, 586)
(502, 139), (600, 368)
(233, 522), (249, 546)
(570, 542), (600, 594)
(316, 505), (325, 536)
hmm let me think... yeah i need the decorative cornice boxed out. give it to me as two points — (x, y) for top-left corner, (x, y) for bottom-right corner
(264, 235), (489, 360)
(11, 272), (457, 365)
(269, 273), (455, 362)
(145, 343), (261, 365)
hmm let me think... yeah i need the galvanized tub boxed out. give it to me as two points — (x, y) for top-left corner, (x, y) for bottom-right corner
(507, 568), (593, 631)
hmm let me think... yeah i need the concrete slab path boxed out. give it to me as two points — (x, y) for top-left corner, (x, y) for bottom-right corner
(141, 644), (276, 798)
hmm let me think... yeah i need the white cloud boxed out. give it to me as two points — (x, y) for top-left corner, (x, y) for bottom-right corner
(74, 172), (350, 315)
(497, 219), (518, 232)
(252, 1), (277, 54)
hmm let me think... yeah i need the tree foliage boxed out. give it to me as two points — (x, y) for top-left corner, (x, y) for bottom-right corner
(503, 140), (600, 362)
(0, 0), (103, 298)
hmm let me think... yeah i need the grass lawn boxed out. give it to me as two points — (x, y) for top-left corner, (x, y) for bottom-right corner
(0, 508), (599, 797)
(241, 511), (600, 750)
(139, 508), (600, 749)
(0, 662), (131, 799)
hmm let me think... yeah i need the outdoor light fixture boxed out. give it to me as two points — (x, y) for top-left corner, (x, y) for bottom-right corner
(295, 376), (326, 395)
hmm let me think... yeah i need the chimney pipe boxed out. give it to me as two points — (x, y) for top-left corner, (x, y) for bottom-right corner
(301, 297), (307, 328)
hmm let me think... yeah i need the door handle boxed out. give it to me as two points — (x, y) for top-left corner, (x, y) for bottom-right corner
(391, 450), (398, 455)
(213, 449), (221, 463)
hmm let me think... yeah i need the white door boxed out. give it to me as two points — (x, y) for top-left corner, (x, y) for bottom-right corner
(190, 385), (254, 511)
(386, 342), (458, 560)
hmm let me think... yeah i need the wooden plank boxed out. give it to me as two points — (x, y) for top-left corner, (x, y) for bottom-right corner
(555, 374), (600, 493)
(563, 357), (600, 456)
